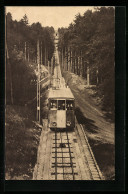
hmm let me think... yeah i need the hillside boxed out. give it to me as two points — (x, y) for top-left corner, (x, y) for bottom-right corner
(5, 105), (41, 180)
(63, 71), (115, 180)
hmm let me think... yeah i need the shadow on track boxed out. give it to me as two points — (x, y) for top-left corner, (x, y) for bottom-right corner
(75, 107), (98, 134)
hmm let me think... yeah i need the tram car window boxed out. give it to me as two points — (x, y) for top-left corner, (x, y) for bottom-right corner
(58, 100), (65, 110)
(66, 100), (74, 110)
(50, 100), (57, 110)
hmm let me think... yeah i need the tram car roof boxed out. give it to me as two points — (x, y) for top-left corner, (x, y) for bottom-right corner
(48, 87), (74, 99)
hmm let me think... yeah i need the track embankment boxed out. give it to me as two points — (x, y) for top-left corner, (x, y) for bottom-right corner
(62, 71), (115, 180)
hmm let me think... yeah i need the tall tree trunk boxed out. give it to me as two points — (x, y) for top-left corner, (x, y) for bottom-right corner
(72, 50), (75, 73)
(66, 47), (69, 71)
(60, 48), (62, 70)
(64, 47), (66, 71)
(40, 42), (42, 65)
(80, 50), (82, 76)
(25, 42), (27, 61)
(77, 54), (80, 76)
(83, 58), (86, 78)
(77, 50), (80, 75)
(70, 48), (72, 73)
(67, 47), (68, 71)
(51, 57), (53, 75)
(69, 47), (71, 72)
(47, 47), (48, 65)
(76, 54), (79, 75)
(74, 50), (76, 74)
(19, 41), (21, 50)
(48, 60), (50, 74)
(61, 48), (63, 70)
(27, 44), (29, 62)
(6, 45), (13, 104)
(45, 47), (47, 66)
(87, 66), (90, 86)
(68, 47), (71, 72)
(96, 68), (99, 85)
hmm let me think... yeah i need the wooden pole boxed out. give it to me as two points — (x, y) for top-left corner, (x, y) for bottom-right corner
(37, 40), (40, 123)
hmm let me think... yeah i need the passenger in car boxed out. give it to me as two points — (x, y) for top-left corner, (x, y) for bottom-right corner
(50, 101), (57, 110)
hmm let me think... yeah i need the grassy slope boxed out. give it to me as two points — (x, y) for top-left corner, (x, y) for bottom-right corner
(5, 105), (42, 180)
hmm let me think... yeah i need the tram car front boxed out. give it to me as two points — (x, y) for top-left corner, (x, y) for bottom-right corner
(48, 87), (75, 130)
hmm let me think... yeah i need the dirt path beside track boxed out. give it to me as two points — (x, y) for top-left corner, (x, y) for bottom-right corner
(63, 71), (115, 179)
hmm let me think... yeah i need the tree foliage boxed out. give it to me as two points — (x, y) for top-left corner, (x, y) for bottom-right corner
(58, 7), (115, 114)
(6, 13), (55, 105)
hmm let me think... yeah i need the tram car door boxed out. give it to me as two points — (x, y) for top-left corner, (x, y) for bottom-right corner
(48, 99), (57, 128)
(57, 100), (66, 128)
(66, 100), (75, 129)
(48, 99), (66, 129)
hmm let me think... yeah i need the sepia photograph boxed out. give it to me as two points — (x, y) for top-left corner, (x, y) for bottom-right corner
(5, 6), (115, 181)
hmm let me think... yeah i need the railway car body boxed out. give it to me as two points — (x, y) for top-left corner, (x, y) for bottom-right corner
(48, 87), (75, 130)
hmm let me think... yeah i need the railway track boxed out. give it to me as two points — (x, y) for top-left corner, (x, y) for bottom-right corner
(75, 120), (104, 180)
(51, 130), (78, 180)
(50, 125), (104, 180)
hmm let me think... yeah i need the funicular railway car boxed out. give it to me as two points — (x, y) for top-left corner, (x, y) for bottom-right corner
(48, 87), (75, 130)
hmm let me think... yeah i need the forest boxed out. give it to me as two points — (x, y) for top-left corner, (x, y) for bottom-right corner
(6, 7), (115, 116)
(58, 7), (115, 116)
(6, 13), (55, 105)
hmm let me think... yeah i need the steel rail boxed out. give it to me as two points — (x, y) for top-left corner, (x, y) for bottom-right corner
(75, 119), (93, 179)
(55, 129), (57, 180)
(60, 131), (65, 179)
(75, 117), (104, 180)
(66, 131), (75, 180)
(79, 124), (104, 180)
